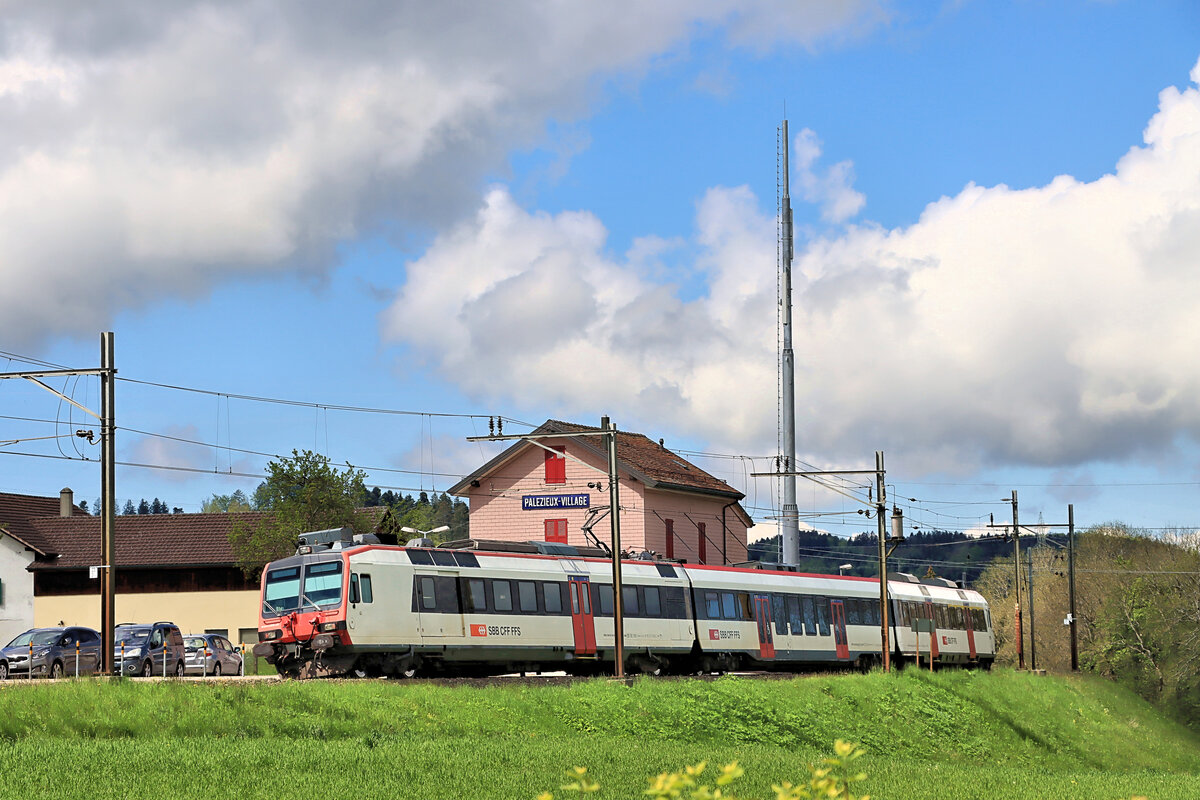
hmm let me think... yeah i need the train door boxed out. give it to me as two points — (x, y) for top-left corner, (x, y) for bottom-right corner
(568, 577), (596, 656)
(752, 595), (775, 659)
(415, 571), (464, 639)
(924, 601), (939, 659)
(830, 600), (849, 660)
(963, 606), (977, 659)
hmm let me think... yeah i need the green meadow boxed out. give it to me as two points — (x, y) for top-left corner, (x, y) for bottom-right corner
(0, 669), (1196, 799)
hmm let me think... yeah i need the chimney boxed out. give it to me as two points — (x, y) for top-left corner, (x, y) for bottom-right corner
(60, 488), (74, 518)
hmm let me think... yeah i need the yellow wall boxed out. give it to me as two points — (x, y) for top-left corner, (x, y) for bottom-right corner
(36, 590), (261, 643)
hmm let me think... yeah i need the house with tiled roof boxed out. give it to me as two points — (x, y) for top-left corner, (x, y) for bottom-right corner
(0, 489), (76, 643)
(0, 489), (393, 648)
(449, 420), (753, 564)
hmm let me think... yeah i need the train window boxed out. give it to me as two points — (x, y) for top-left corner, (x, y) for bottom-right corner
(544, 583), (563, 614)
(418, 577), (436, 610)
(465, 579), (487, 612)
(407, 550), (434, 565)
(622, 586), (639, 616)
(772, 595), (787, 635)
(518, 581), (538, 613)
(597, 584), (614, 616)
(655, 564), (677, 579)
(738, 593), (754, 620)
(580, 584), (591, 615)
(432, 551), (457, 567)
(705, 592), (720, 619)
(263, 566), (301, 616)
(974, 608), (987, 631)
(493, 580), (514, 612)
(801, 596), (816, 635)
(304, 561), (344, 607)
(435, 576), (460, 612)
(644, 586), (661, 617)
(360, 574), (373, 604)
(453, 552), (480, 568)
(786, 595), (802, 635)
(844, 599), (859, 626)
(663, 587), (687, 619)
(936, 605), (949, 628)
(863, 599), (880, 627)
(720, 592), (738, 620)
(816, 597), (830, 636)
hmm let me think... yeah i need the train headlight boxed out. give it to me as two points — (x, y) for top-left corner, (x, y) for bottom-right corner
(261, 630), (282, 641)
(319, 622), (340, 632)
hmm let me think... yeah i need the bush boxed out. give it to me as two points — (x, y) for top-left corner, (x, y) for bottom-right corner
(538, 740), (869, 800)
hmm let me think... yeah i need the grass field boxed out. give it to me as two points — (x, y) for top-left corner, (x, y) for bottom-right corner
(0, 669), (1196, 799)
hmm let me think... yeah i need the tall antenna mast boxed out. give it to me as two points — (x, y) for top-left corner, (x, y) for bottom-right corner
(779, 119), (799, 565)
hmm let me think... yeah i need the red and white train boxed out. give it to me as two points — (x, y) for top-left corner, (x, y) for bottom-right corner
(253, 530), (995, 678)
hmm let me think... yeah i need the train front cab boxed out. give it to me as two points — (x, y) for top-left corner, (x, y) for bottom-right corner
(255, 549), (356, 677)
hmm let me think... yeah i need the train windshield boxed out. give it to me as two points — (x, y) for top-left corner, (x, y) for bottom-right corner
(262, 560), (345, 617)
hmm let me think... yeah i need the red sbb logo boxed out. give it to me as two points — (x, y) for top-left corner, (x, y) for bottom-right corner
(470, 624), (488, 637)
(709, 629), (720, 641)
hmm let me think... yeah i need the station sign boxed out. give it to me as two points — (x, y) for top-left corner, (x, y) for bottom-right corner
(522, 493), (590, 511)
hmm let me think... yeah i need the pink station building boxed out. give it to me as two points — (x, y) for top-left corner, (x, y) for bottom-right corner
(449, 420), (753, 564)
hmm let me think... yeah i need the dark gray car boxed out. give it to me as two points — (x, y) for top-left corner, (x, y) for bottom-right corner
(113, 622), (186, 677)
(0, 627), (103, 679)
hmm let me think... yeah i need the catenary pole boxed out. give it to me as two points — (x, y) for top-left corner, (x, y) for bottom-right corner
(1027, 546), (1036, 670)
(876, 451), (890, 671)
(1012, 490), (1024, 670)
(603, 416), (625, 678)
(1068, 504), (1078, 671)
(101, 332), (116, 675)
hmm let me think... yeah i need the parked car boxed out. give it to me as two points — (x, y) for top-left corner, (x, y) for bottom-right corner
(0, 626), (103, 679)
(183, 634), (243, 676)
(113, 621), (185, 677)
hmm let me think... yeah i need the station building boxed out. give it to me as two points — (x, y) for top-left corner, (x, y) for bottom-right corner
(448, 420), (753, 564)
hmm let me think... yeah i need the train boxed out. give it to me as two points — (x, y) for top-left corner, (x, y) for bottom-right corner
(253, 529), (995, 678)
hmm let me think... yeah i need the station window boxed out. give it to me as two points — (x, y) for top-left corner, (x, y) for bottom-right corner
(545, 519), (568, 544)
(665, 519), (674, 559)
(545, 446), (566, 484)
(697, 523), (706, 564)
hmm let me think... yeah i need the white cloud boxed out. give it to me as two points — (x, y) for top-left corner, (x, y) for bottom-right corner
(0, 0), (885, 350)
(793, 127), (865, 223)
(386, 57), (1200, 475)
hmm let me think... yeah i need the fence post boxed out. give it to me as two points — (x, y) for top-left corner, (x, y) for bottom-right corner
(28, 642), (33, 680)
(121, 642), (125, 677)
(76, 641), (80, 678)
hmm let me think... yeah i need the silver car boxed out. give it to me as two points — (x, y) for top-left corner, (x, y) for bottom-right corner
(183, 634), (243, 676)
(0, 627), (103, 679)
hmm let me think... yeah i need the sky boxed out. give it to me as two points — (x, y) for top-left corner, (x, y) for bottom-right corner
(2, 0), (1200, 543)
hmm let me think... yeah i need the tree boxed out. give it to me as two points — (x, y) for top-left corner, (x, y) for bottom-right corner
(122, 499), (136, 515)
(228, 449), (368, 577)
(137, 499), (150, 515)
(201, 490), (252, 513)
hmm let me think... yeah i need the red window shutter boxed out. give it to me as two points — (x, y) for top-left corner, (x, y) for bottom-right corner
(545, 519), (568, 544)
(664, 519), (674, 559)
(698, 523), (706, 564)
(545, 446), (566, 484)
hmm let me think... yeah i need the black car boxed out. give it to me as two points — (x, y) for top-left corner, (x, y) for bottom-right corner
(113, 622), (186, 677)
(0, 626), (103, 679)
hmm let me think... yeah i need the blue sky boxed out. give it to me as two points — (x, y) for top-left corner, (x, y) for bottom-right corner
(2, 1), (1199, 542)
